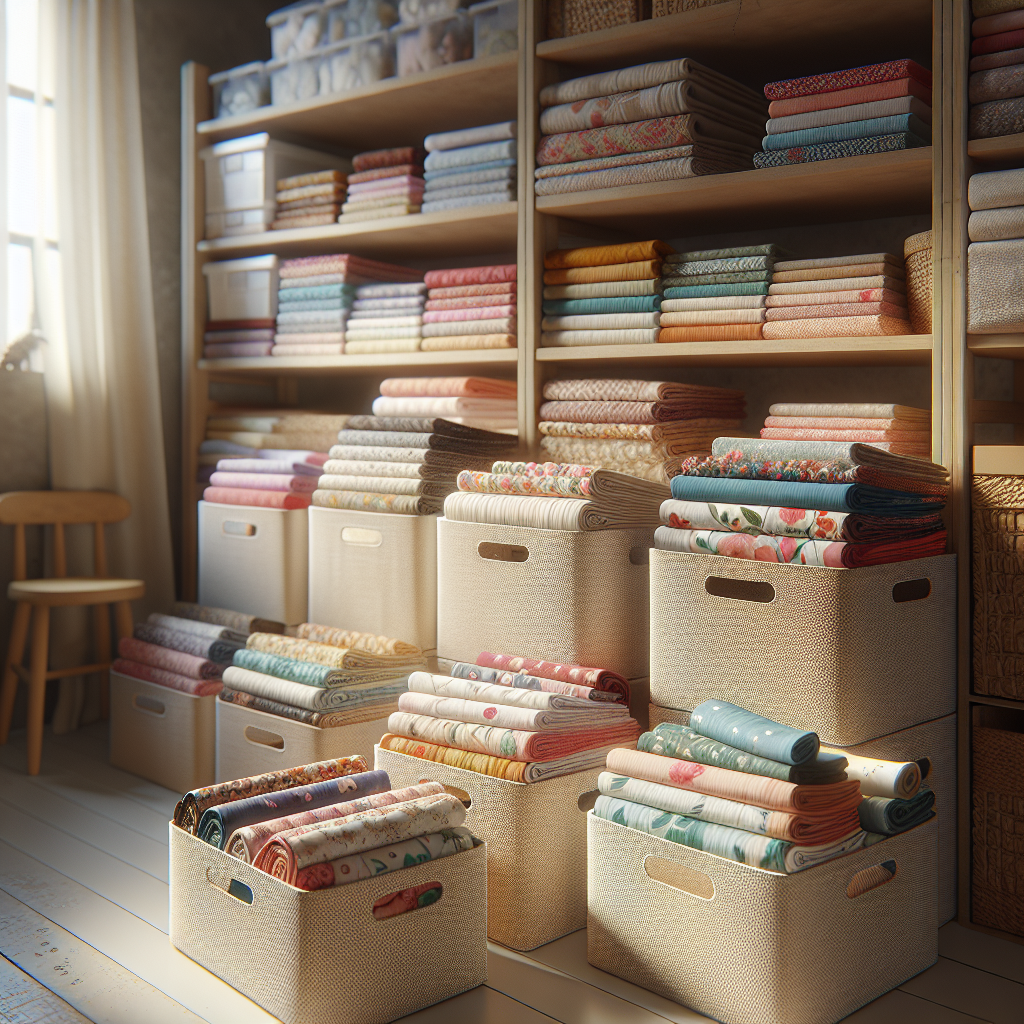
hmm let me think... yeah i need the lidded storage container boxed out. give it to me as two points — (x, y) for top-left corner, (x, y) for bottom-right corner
(209, 62), (268, 119)
(267, 1), (327, 58)
(203, 255), (279, 322)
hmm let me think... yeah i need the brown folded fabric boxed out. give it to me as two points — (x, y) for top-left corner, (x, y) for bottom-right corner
(348, 164), (424, 184)
(277, 170), (346, 190)
(352, 147), (427, 172)
(771, 262), (906, 283)
(659, 324), (764, 342)
(971, 46), (1024, 72)
(970, 63), (1024, 104)
(277, 193), (347, 212)
(973, 8), (1024, 36)
(544, 240), (674, 270)
(207, 318), (276, 331)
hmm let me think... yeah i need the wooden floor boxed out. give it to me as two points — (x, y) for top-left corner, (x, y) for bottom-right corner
(0, 724), (1020, 1024)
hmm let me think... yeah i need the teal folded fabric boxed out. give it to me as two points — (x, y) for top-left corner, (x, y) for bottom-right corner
(423, 140), (517, 172)
(233, 648), (345, 688)
(663, 282), (770, 299)
(689, 699), (819, 765)
(278, 284), (357, 301)
(542, 295), (662, 315)
(858, 788), (935, 835)
(662, 270), (774, 287)
(276, 298), (352, 313)
(753, 132), (928, 168)
(666, 245), (789, 262)
(762, 113), (932, 152)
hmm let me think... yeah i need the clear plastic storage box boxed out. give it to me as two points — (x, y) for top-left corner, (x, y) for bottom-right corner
(267, 53), (321, 105)
(469, 0), (516, 56)
(204, 204), (277, 240)
(203, 255), (280, 322)
(394, 11), (472, 76)
(209, 62), (268, 119)
(317, 32), (396, 92)
(267, 1), (327, 59)
(325, 0), (398, 41)
(398, 0), (467, 20)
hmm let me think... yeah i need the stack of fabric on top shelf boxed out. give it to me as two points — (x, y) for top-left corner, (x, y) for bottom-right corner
(345, 282), (428, 354)
(762, 251), (912, 339)
(537, 378), (746, 485)
(421, 122), (517, 213)
(272, 170), (348, 230)
(658, 432), (949, 567)
(967, 168), (1024, 334)
(421, 264), (518, 351)
(219, 623), (427, 731)
(754, 59), (932, 168)
(970, 4), (1024, 140)
(534, 58), (766, 195)
(197, 442), (326, 486)
(338, 147), (426, 222)
(595, 699), (934, 873)
(659, 244), (789, 343)
(204, 316), (275, 359)
(379, 661), (641, 783)
(274, 253), (423, 356)
(541, 242), (670, 347)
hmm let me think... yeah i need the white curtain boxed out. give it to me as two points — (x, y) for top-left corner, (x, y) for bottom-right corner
(39, 0), (174, 731)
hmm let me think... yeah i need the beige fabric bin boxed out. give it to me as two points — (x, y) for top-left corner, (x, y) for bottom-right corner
(308, 506), (438, 655)
(216, 700), (388, 781)
(109, 671), (216, 793)
(587, 812), (938, 1024)
(376, 744), (597, 950)
(437, 517), (654, 679)
(169, 824), (487, 1024)
(198, 500), (308, 625)
(649, 703), (957, 924)
(649, 549), (956, 745)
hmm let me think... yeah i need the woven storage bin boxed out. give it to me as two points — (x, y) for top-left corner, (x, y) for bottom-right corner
(215, 700), (389, 781)
(198, 501), (308, 625)
(546, 0), (650, 37)
(649, 549), (956, 746)
(308, 506), (437, 655)
(653, 0), (730, 13)
(437, 518), (653, 679)
(169, 824), (486, 1024)
(109, 671), (216, 793)
(972, 716), (1024, 937)
(587, 812), (938, 1024)
(972, 473), (1024, 701)
(904, 229), (933, 334)
(376, 744), (597, 950)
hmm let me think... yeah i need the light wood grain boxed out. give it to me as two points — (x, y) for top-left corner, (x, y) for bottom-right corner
(967, 132), (1024, 165)
(842, 988), (989, 1023)
(198, 348), (519, 375)
(0, 492), (130, 527)
(0, 952), (92, 1024)
(968, 334), (1024, 359)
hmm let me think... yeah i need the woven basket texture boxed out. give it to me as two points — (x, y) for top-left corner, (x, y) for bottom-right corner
(648, 549), (956, 746)
(971, 723), (1024, 937)
(215, 700), (388, 781)
(904, 238), (933, 334)
(967, 239), (1024, 334)
(308, 506), (438, 655)
(437, 518), (654, 678)
(376, 745), (597, 950)
(972, 474), (1024, 700)
(109, 671), (216, 793)
(654, 0), (731, 13)
(169, 825), (487, 1024)
(198, 501), (308, 625)
(587, 812), (938, 1024)
(557, 0), (647, 36)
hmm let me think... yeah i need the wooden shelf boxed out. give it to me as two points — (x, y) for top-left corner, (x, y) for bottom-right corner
(969, 693), (1024, 711)
(968, 334), (1024, 359)
(536, 336), (932, 368)
(196, 52), (518, 150)
(535, 150), (932, 235)
(197, 349), (518, 375)
(967, 132), (1024, 165)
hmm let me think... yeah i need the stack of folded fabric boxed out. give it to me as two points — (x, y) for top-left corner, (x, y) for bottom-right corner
(970, 4), (1024, 141)
(344, 281), (427, 354)
(379, 662), (641, 783)
(274, 253), (423, 355)
(204, 316), (275, 359)
(272, 170), (348, 230)
(659, 244), (789, 342)
(421, 121), (517, 213)
(754, 60), (932, 168)
(968, 168), (1024, 334)
(537, 378), (746, 485)
(338, 147), (426, 222)
(197, 440), (326, 486)
(534, 58), (766, 195)
(541, 241), (670, 347)
(658, 434), (949, 567)
(315, 398), (518, 515)
(421, 264), (517, 351)
(204, 409), (350, 453)
(762, 251), (912, 338)
(219, 623), (427, 731)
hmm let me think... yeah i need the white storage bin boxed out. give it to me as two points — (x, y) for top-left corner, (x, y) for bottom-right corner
(398, 0), (466, 20)
(317, 32), (396, 93)
(109, 671), (216, 793)
(469, 0), (516, 57)
(394, 12), (472, 77)
(203, 255), (279, 322)
(204, 204), (277, 240)
(325, 0), (398, 41)
(267, 1), (326, 59)
(587, 813), (938, 1024)
(209, 62), (268, 119)
(308, 506), (437, 655)
(268, 53), (321, 106)
(200, 133), (349, 214)
(216, 699), (390, 780)
(198, 500), (308, 625)
(169, 823), (487, 1024)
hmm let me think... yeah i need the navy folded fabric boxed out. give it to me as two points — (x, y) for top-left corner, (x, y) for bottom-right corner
(542, 295), (663, 316)
(762, 114), (931, 152)
(858, 788), (935, 834)
(689, 699), (819, 766)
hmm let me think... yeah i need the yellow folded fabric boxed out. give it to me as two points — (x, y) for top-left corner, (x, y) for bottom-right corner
(659, 324), (764, 342)
(420, 334), (517, 350)
(544, 240), (674, 270)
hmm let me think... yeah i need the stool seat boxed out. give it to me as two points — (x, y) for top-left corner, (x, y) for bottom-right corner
(8, 577), (145, 607)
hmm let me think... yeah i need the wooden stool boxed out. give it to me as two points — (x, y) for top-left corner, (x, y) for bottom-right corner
(0, 491), (145, 774)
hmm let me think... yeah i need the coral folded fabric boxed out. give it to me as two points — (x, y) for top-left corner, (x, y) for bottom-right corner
(203, 487), (311, 509)
(767, 77), (932, 118)
(112, 658), (222, 697)
(117, 637), (221, 680)
(476, 653), (631, 701)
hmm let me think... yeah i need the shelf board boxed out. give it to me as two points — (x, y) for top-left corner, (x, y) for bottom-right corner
(196, 348), (519, 375)
(967, 334), (1024, 360)
(535, 149), (932, 235)
(967, 132), (1024, 165)
(196, 52), (518, 150)
(196, 203), (518, 261)
(969, 693), (1024, 711)
(535, 336), (932, 368)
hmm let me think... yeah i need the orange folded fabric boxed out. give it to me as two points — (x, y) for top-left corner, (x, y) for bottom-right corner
(378, 376), (517, 399)
(544, 240), (674, 270)
(543, 261), (662, 285)
(659, 324), (764, 342)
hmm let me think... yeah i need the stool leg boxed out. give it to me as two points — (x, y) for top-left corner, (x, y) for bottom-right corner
(94, 603), (111, 721)
(0, 601), (31, 744)
(26, 605), (50, 776)
(113, 601), (134, 642)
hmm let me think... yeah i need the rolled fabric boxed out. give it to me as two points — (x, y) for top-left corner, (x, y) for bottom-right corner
(117, 637), (221, 680)
(218, 688), (397, 728)
(857, 788), (936, 834)
(397, 690), (630, 731)
(233, 648), (406, 688)
(448, 661), (625, 703)
(477, 652), (631, 702)
(133, 622), (242, 664)
(821, 746), (922, 799)
(372, 882), (445, 919)
(407, 671), (605, 710)
(222, 666), (407, 710)
(111, 658), (222, 697)
(688, 699), (820, 765)
(225, 782), (445, 863)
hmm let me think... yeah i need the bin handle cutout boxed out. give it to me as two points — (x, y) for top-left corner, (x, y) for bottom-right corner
(372, 882), (442, 920)
(643, 856), (715, 900)
(847, 859), (898, 898)
(420, 779), (472, 808)
(916, 756), (932, 781)
(629, 547), (649, 566)
(477, 541), (528, 563)
(341, 527), (383, 547)
(892, 578), (930, 603)
(244, 725), (285, 750)
(578, 790), (599, 813)
(132, 693), (166, 717)
(222, 520), (256, 537)
(205, 867), (254, 906)
(705, 576), (775, 603)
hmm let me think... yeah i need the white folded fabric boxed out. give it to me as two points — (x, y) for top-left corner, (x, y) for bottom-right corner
(661, 295), (766, 311)
(371, 396), (518, 418)
(541, 312), (661, 330)
(660, 309), (766, 325)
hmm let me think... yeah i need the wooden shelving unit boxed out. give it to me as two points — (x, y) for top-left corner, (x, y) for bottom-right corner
(967, 131), (1024, 164)
(198, 349), (518, 375)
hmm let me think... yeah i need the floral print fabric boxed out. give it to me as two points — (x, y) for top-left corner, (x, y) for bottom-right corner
(221, 666), (407, 711)
(764, 60), (932, 101)
(448, 661), (625, 703)
(407, 671), (601, 711)
(312, 489), (439, 515)
(689, 699), (819, 765)
(112, 658), (222, 698)
(295, 623), (423, 660)
(477, 653), (631, 702)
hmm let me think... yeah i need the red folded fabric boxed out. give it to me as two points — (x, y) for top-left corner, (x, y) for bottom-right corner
(352, 147), (427, 172)
(835, 531), (947, 567)
(208, 471), (318, 492)
(112, 658), (223, 696)
(477, 652), (630, 701)
(764, 60), (932, 101)
(202, 487), (311, 509)
(428, 282), (519, 299)
(972, 29), (1024, 55)
(974, 9), (1024, 37)
(424, 264), (517, 288)
(117, 637), (222, 680)
(378, 376), (517, 399)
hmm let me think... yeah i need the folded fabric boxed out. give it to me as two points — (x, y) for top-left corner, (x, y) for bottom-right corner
(337, 205), (421, 221)
(352, 147), (426, 173)
(208, 472), (318, 492)
(543, 313), (661, 330)
(348, 165), (422, 184)
(663, 283), (770, 299)
(544, 296), (662, 316)
(972, 28), (1024, 54)
(269, 345), (343, 355)
(820, 747), (922, 799)
(424, 158), (516, 181)
(312, 489), (438, 514)
(422, 306), (516, 324)
(858, 789), (935, 834)
(149, 613), (245, 643)
(971, 46), (1024, 72)
(769, 276), (905, 296)
(767, 77), (932, 118)
(420, 334), (516, 350)
(753, 131), (928, 168)
(233, 648), (416, 688)
(765, 288), (906, 308)
(456, 462), (668, 506)
(535, 143), (712, 178)
(447, 661), (626, 704)
(663, 269), (773, 286)
(763, 113), (931, 151)
(423, 179), (518, 203)
(318, 476), (453, 499)
(662, 309), (766, 325)
(764, 301), (908, 321)
(420, 318), (515, 337)
(423, 265), (516, 288)
(968, 167), (1024, 210)
(212, 459), (320, 477)
(543, 328), (660, 346)
(428, 281), (516, 299)
(205, 328), (276, 342)
(245, 632), (415, 670)
(544, 280), (662, 299)
(759, 427), (927, 444)
(322, 459), (451, 481)
(295, 622), (421, 659)
(223, 666), (407, 711)
(970, 63), (1024, 105)
(217, 688), (397, 728)
(443, 491), (650, 531)
(133, 623), (241, 664)
(968, 238), (1024, 332)
(421, 166), (516, 190)
(203, 487), (311, 509)
(117, 637), (221, 680)
(761, 313), (913, 337)
(344, 341), (421, 354)
(422, 139), (517, 172)
(767, 95), (932, 135)
(969, 96), (1024, 138)
(969, 206), (1024, 241)
(426, 293), (516, 311)
(544, 261), (662, 285)
(197, 769), (391, 849)
(421, 192), (514, 213)
(203, 342), (273, 358)
(687, 699), (818, 765)
(539, 419), (736, 442)
(539, 395), (743, 423)
(973, 8), (1024, 36)
(476, 653), (630, 702)
(545, 241), (673, 269)
(658, 325), (763, 342)
(764, 60), (932, 101)
(112, 658), (222, 697)
(764, 414), (920, 429)
(407, 671), (609, 710)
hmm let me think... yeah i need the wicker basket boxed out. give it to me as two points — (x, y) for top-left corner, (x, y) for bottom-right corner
(546, 0), (650, 37)
(654, 0), (730, 13)
(972, 717), (1024, 937)
(904, 229), (933, 334)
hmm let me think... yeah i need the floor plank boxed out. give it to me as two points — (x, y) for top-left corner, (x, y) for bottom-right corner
(939, 922), (1024, 985)
(0, 954), (91, 1024)
(843, 988), (991, 1023)
(900, 956), (1022, 1024)
(400, 985), (558, 1023)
